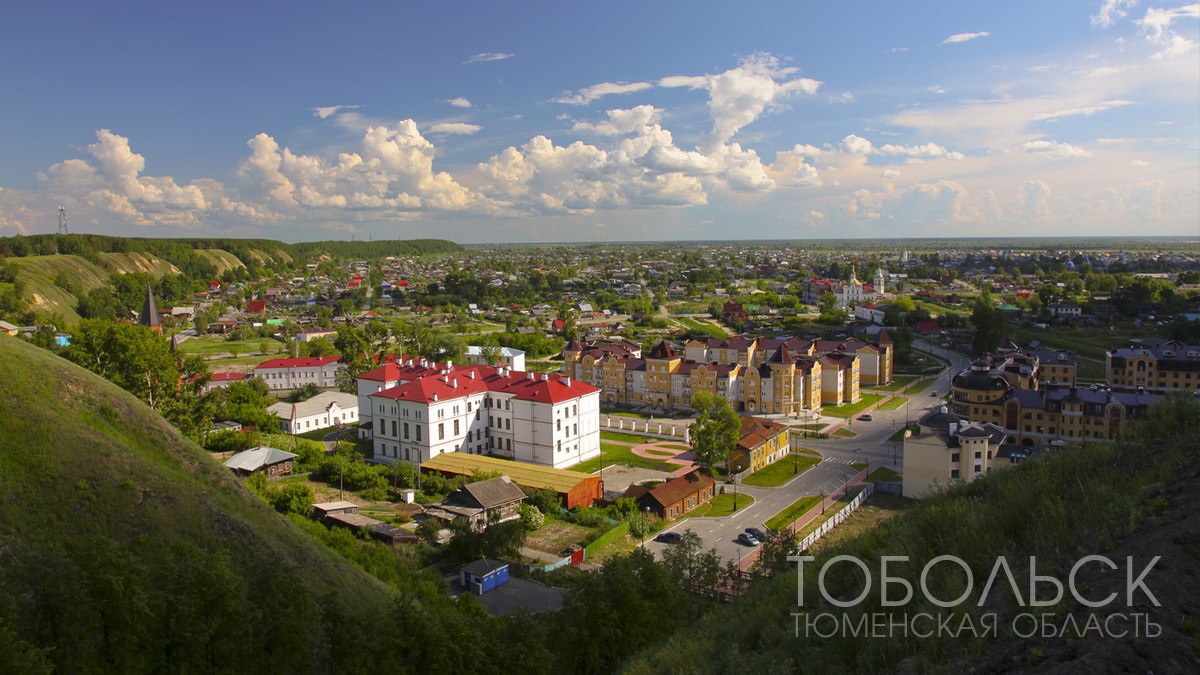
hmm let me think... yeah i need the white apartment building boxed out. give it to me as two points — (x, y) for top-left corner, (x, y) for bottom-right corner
(254, 356), (345, 390)
(366, 365), (601, 470)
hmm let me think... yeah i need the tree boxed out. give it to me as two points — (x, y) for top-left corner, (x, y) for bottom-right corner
(211, 378), (276, 430)
(969, 296), (1007, 356)
(66, 320), (182, 411)
(479, 344), (502, 366)
(689, 392), (740, 468)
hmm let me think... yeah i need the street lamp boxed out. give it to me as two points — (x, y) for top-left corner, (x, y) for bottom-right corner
(641, 506), (650, 546)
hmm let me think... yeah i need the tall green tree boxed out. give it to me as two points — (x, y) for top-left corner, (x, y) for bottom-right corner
(970, 296), (1007, 356)
(689, 392), (740, 468)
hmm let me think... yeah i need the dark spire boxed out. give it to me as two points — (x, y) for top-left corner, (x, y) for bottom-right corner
(140, 285), (162, 333)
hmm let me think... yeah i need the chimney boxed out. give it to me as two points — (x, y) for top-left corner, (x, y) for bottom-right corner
(541, 372), (549, 382)
(432, 394), (439, 402)
(528, 371), (534, 380)
(446, 360), (453, 369)
(564, 377), (571, 386)
(469, 371), (476, 379)
(452, 378), (458, 388)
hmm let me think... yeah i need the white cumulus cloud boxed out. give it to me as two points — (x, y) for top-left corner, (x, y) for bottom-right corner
(447, 97), (472, 108)
(572, 106), (661, 136)
(1092, 0), (1139, 28)
(660, 52), (821, 146)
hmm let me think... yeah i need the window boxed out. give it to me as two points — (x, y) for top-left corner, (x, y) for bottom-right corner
(403, 422), (409, 439)
(557, 419), (561, 432)
(438, 423), (445, 440)
(505, 418), (510, 430)
(950, 469), (960, 479)
(453, 419), (460, 435)
(950, 453), (960, 463)
(391, 420), (397, 437)
(416, 426), (422, 442)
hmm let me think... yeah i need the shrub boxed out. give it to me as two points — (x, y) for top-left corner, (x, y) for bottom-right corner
(518, 504), (544, 531)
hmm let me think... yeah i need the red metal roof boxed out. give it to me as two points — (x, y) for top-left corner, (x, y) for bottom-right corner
(254, 356), (342, 370)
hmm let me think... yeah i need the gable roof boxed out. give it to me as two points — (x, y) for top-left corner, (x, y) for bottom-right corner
(268, 391), (358, 419)
(455, 476), (527, 509)
(644, 470), (714, 508)
(223, 446), (297, 472)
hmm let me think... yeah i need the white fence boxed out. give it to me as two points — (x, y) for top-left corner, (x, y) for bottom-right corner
(601, 416), (690, 442)
(793, 481), (876, 552)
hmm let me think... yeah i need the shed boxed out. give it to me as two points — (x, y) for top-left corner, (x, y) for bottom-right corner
(461, 559), (510, 595)
(422, 453), (602, 509)
(312, 501), (359, 519)
(223, 446), (297, 477)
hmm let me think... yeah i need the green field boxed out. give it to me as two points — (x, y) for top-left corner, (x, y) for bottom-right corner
(1001, 323), (1140, 381)
(675, 317), (729, 339)
(821, 393), (884, 418)
(904, 377), (937, 395)
(178, 336), (286, 357)
(765, 495), (824, 531)
(742, 453), (821, 487)
(873, 375), (917, 392)
(878, 395), (907, 410)
(600, 429), (669, 444)
(11, 254), (112, 322)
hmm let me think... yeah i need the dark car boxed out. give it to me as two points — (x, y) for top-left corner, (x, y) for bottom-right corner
(654, 531), (684, 544)
(745, 527), (768, 542)
(857, 414), (872, 422)
(735, 532), (760, 547)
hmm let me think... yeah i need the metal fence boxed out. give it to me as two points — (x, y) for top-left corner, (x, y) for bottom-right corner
(794, 481), (876, 552)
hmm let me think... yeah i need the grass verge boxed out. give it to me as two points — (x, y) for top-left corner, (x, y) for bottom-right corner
(765, 495), (824, 531)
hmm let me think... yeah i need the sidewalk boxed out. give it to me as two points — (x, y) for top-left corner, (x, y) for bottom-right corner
(735, 463), (874, 572)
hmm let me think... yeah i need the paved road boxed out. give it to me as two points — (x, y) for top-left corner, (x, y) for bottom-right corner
(644, 458), (862, 566)
(641, 341), (973, 566)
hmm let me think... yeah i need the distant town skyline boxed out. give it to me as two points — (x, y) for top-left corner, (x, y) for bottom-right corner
(0, 1), (1197, 243)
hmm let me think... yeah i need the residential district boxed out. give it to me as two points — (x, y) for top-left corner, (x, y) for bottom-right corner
(2, 235), (1198, 613)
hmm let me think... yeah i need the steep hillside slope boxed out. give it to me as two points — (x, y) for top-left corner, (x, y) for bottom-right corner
(0, 337), (394, 672)
(96, 251), (181, 276)
(10, 254), (111, 321)
(194, 248), (247, 274)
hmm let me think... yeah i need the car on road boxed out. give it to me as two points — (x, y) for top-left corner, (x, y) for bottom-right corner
(857, 413), (872, 422)
(930, 390), (938, 397)
(735, 532), (760, 547)
(745, 527), (768, 542)
(654, 531), (684, 544)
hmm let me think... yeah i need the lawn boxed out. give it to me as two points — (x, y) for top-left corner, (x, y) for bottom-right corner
(850, 462), (868, 472)
(806, 493), (917, 554)
(765, 495), (824, 531)
(878, 395), (907, 411)
(525, 520), (600, 557)
(792, 487), (867, 540)
(569, 442), (676, 474)
(832, 428), (857, 438)
(607, 410), (654, 419)
(889, 424), (919, 442)
(689, 492), (754, 518)
(742, 453), (821, 487)
(600, 430), (665, 444)
(904, 377), (937, 395)
(177, 337), (285, 356)
(873, 375), (917, 392)
(821, 393), (884, 418)
(866, 466), (903, 483)
(676, 317), (729, 339)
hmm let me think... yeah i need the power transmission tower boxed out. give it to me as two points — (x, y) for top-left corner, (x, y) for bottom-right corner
(57, 207), (68, 235)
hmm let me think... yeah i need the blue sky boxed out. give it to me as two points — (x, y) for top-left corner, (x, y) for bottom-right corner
(1, 1), (1197, 242)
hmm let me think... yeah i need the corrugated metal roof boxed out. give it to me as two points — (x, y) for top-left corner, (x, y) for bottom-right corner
(422, 453), (596, 494)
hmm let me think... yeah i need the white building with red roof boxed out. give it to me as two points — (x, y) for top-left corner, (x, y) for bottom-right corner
(203, 371), (248, 394)
(362, 362), (601, 470)
(254, 356), (345, 390)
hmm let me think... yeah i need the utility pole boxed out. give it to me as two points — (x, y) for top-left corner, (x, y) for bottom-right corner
(57, 206), (68, 235)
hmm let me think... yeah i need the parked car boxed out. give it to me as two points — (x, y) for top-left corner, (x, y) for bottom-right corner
(857, 413), (872, 422)
(930, 390), (938, 397)
(745, 527), (768, 542)
(735, 532), (760, 547)
(654, 531), (684, 544)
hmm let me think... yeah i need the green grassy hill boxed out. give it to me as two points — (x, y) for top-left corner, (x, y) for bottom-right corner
(627, 399), (1200, 673)
(96, 251), (180, 276)
(194, 248), (247, 274)
(0, 337), (395, 672)
(9, 254), (112, 321)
